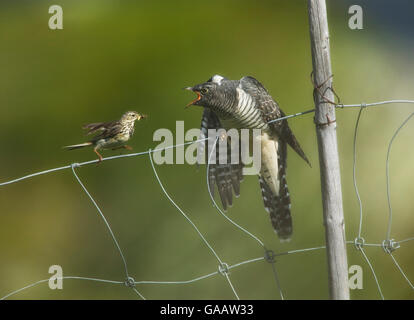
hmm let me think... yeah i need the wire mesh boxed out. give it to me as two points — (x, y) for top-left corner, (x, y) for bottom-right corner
(1, 100), (414, 300)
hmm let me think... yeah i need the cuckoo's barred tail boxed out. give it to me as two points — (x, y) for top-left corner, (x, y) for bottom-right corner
(259, 139), (292, 241)
(259, 174), (292, 241)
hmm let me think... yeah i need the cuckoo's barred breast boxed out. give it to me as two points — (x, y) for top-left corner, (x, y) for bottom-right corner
(220, 85), (268, 130)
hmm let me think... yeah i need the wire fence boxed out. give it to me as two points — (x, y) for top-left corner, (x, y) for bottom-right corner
(1, 99), (414, 300)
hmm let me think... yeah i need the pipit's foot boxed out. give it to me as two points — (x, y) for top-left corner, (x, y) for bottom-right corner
(94, 148), (103, 163)
(112, 145), (133, 151)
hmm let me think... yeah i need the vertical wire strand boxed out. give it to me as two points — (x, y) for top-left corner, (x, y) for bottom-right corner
(353, 107), (365, 238)
(148, 150), (223, 265)
(385, 112), (414, 240)
(71, 165), (130, 278)
(131, 287), (146, 300)
(206, 136), (286, 299)
(269, 262), (284, 300)
(359, 248), (384, 300)
(206, 137), (265, 247)
(148, 150), (240, 300)
(388, 253), (414, 290)
(223, 273), (240, 300)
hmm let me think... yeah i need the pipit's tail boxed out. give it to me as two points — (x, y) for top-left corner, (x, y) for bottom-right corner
(63, 142), (92, 150)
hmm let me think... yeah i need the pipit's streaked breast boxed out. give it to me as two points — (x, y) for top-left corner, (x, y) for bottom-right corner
(63, 111), (147, 162)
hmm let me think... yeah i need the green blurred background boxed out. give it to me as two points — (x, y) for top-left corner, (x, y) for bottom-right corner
(0, 0), (413, 300)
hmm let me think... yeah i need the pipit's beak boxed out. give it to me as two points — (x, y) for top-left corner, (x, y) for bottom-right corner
(184, 87), (201, 108)
(140, 114), (148, 120)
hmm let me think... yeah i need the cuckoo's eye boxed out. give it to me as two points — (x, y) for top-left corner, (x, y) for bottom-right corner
(200, 88), (209, 94)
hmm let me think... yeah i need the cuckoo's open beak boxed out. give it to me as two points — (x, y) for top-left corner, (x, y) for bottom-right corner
(184, 87), (201, 107)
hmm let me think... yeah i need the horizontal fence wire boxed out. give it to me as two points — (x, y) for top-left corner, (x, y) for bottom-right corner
(1, 99), (414, 299)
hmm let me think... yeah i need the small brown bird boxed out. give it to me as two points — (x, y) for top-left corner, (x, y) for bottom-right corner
(63, 111), (147, 162)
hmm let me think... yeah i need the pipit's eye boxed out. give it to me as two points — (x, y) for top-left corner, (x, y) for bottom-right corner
(200, 88), (208, 94)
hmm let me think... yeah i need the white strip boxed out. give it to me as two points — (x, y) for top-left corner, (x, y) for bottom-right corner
(211, 75), (224, 85)
(237, 88), (255, 120)
(237, 87), (249, 115)
(236, 87), (267, 129)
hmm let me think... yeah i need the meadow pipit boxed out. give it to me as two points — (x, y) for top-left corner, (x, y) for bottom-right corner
(63, 111), (147, 162)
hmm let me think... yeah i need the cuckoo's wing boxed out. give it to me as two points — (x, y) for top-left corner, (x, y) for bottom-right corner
(240, 76), (311, 166)
(200, 108), (244, 211)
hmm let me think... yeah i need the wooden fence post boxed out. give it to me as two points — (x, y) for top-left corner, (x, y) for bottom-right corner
(307, 0), (350, 300)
